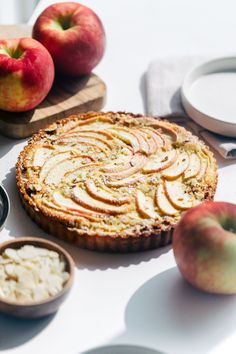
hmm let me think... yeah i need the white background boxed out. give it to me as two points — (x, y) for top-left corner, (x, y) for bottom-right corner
(0, 1), (236, 353)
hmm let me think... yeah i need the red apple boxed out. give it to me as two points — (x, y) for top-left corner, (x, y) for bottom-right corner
(0, 37), (54, 112)
(173, 201), (236, 294)
(32, 2), (105, 76)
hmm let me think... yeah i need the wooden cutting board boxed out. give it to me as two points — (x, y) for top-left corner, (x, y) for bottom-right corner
(0, 25), (106, 139)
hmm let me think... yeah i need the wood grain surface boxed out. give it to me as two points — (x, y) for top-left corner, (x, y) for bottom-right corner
(0, 25), (106, 138)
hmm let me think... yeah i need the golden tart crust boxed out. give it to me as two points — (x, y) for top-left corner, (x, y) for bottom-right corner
(16, 112), (218, 252)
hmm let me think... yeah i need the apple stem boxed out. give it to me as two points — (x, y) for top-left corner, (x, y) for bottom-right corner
(3, 45), (23, 59)
(56, 16), (74, 31)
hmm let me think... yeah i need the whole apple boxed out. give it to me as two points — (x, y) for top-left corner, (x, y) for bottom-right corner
(173, 201), (236, 294)
(33, 2), (106, 76)
(0, 37), (54, 112)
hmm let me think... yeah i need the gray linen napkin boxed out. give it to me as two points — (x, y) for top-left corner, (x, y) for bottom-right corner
(146, 57), (236, 159)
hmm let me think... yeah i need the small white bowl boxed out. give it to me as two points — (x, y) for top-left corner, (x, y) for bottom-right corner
(181, 57), (236, 137)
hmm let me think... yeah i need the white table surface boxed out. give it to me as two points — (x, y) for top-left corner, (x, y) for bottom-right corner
(1, 1), (236, 353)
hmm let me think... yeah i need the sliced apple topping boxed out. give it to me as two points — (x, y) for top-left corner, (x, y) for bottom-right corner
(44, 155), (94, 185)
(184, 153), (201, 180)
(64, 163), (101, 184)
(162, 152), (189, 180)
(164, 180), (194, 210)
(102, 148), (133, 173)
(143, 149), (177, 173)
(72, 186), (130, 215)
(139, 129), (158, 154)
(144, 128), (166, 149)
(151, 122), (178, 142)
(106, 153), (147, 180)
(42, 198), (99, 221)
(64, 129), (114, 140)
(58, 134), (112, 150)
(156, 183), (179, 216)
(40, 151), (74, 181)
(132, 129), (150, 154)
(61, 132), (113, 149)
(136, 190), (157, 218)
(196, 155), (208, 181)
(108, 128), (140, 153)
(105, 174), (144, 188)
(85, 180), (130, 205)
(73, 116), (114, 127)
(60, 139), (109, 156)
(33, 145), (55, 167)
(52, 191), (101, 220)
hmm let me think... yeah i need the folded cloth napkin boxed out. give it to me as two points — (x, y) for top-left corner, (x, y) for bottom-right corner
(146, 56), (236, 159)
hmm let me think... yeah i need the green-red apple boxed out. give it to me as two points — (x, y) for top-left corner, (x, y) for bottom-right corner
(173, 201), (236, 294)
(32, 2), (105, 76)
(0, 37), (54, 112)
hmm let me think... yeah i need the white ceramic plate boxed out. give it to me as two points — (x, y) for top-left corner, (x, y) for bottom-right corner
(181, 57), (236, 137)
(81, 345), (165, 354)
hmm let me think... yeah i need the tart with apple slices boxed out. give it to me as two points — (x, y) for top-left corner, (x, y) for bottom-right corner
(16, 112), (218, 252)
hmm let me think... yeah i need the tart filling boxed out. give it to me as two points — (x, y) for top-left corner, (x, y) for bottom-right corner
(16, 112), (218, 251)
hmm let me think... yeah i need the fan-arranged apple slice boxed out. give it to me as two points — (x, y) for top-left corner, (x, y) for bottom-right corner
(108, 127), (140, 153)
(143, 149), (177, 173)
(45, 155), (94, 185)
(72, 186), (130, 215)
(63, 129), (114, 140)
(60, 138), (110, 156)
(196, 155), (208, 181)
(41, 196), (98, 221)
(139, 129), (159, 154)
(52, 191), (101, 220)
(66, 133), (113, 149)
(164, 179), (194, 210)
(105, 173), (144, 188)
(102, 147), (134, 173)
(132, 129), (150, 154)
(151, 122), (178, 142)
(184, 153), (201, 180)
(72, 116), (114, 128)
(105, 153), (147, 180)
(33, 145), (55, 167)
(155, 183), (179, 216)
(136, 190), (157, 218)
(144, 127), (166, 149)
(58, 134), (112, 150)
(162, 152), (189, 180)
(64, 162), (101, 184)
(40, 151), (75, 181)
(85, 180), (130, 205)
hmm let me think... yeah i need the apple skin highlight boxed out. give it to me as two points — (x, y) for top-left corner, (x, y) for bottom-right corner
(33, 2), (105, 76)
(173, 201), (236, 294)
(0, 37), (54, 112)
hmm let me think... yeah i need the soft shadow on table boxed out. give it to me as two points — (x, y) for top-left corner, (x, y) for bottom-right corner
(111, 267), (236, 354)
(0, 313), (54, 350)
(67, 244), (171, 271)
(0, 135), (19, 159)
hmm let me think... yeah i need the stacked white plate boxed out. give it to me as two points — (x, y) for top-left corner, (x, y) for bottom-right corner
(181, 57), (236, 137)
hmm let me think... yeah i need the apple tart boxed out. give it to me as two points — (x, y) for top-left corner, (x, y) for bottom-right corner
(16, 112), (218, 252)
